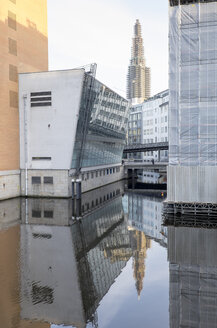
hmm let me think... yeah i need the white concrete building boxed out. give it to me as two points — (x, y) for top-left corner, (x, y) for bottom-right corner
(19, 68), (129, 198)
(128, 90), (169, 162)
(20, 188), (131, 326)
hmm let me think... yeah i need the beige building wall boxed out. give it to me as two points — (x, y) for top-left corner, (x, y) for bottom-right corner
(0, 0), (48, 171)
(0, 224), (50, 328)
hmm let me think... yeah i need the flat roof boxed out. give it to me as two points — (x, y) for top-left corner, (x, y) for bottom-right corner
(19, 68), (128, 102)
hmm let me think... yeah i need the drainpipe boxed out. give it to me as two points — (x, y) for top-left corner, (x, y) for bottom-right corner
(23, 94), (28, 197)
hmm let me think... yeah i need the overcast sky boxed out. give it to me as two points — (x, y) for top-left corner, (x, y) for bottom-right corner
(47, 0), (168, 98)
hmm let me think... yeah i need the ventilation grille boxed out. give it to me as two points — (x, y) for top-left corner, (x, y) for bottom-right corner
(30, 91), (52, 107)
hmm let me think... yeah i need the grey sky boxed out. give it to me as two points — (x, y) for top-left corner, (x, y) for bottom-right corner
(47, 0), (168, 97)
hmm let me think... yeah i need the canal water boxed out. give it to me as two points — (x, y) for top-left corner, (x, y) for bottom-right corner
(0, 181), (215, 327)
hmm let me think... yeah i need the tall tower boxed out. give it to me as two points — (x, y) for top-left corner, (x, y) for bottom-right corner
(127, 19), (151, 105)
(0, 0), (48, 200)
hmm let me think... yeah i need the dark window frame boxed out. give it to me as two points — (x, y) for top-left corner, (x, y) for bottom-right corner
(44, 177), (53, 184)
(32, 176), (41, 184)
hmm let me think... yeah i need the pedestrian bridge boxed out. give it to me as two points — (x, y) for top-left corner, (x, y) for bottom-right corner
(123, 142), (169, 153)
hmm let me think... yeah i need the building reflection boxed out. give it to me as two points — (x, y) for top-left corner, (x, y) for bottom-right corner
(168, 225), (217, 328)
(123, 192), (167, 247)
(0, 183), (168, 327)
(130, 230), (151, 299)
(123, 191), (166, 298)
(19, 181), (132, 327)
(0, 198), (50, 328)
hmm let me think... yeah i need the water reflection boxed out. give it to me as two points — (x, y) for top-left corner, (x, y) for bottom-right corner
(0, 182), (169, 328)
(167, 225), (217, 328)
(124, 192), (167, 246)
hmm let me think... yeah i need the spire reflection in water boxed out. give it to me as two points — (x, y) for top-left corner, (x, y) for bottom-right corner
(0, 182), (169, 328)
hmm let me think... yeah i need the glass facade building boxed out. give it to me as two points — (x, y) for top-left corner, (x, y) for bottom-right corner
(72, 73), (129, 170)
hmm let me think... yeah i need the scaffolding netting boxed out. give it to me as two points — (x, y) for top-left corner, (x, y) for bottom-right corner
(169, 2), (217, 165)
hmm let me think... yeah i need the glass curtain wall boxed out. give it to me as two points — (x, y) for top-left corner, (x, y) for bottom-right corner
(71, 73), (129, 170)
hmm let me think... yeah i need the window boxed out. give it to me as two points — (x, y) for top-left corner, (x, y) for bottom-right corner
(9, 90), (18, 108)
(165, 126), (167, 133)
(32, 177), (41, 184)
(44, 177), (53, 184)
(32, 157), (51, 161)
(32, 283), (54, 305)
(8, 11), (16, 30)
(30, 91), (52, 107)
(32, 210), (41, 218)
(8, 38), (17, 56)
(87, 173), (89, 179)
(165, 116), (167, 122)
(9, 64), (18, 82)
(44, 211), (53, 218)
(82, 174), (85, 181)
(96, 171), (98, 177)
(91, 172), (94, 178)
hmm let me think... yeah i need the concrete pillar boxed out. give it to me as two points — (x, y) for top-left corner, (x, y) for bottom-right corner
(72, 199), (75, 219)
(71, 179), (75, 199)
(76, 179), (82, 200)
(132, 169), (135, 189)
(76, 199), (82, 218)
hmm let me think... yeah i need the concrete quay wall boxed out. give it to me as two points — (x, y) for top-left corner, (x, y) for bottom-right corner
(0, 170), (20, 200)
(20, 165), (124, 198)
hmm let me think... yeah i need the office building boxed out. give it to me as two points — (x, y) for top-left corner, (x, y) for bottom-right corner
(167, 0), (217, 206)
(127, 19), (151, 105)
(0, 0), (48, 200)
(19, 68), (129, 197)
(125, 192), (167, 246)
(128, 90), (169, 162)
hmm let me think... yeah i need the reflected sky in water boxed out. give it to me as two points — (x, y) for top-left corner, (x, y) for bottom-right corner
(1, 181), (216, 327)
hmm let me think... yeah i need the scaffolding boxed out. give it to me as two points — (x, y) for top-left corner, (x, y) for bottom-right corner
(169, 1), (217, 166)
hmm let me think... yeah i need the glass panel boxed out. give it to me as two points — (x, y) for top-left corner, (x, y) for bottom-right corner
(71, 74), (129, 169)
